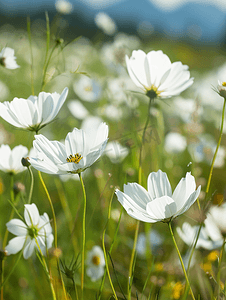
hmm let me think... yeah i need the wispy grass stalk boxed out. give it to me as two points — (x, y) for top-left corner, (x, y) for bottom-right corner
(27, 16), (35, 96)
(102, 190), (118, 300)
(79, 173), (87, 299)
(168, 222), (196, 300)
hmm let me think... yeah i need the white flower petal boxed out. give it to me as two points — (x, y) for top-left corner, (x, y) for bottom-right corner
(146, 196), (177, 220)
(23, 238), (36, 259)
(6, 219), (27, 236)
(24, 204), (40, 226)
(5, 236), (26, 255)
(147, 170), (172, 200)
(172, 172), (196, 212)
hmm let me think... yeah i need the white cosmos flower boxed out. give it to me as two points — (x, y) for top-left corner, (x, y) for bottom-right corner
(205, 203), (226, 237)
(5, 203), (53, 259)
(28, 122), (109, 175)
(0, 144), (28, 174)
(86, 246), (105, 282)
(0, 47), (20, 69)
(104, 141), (129, 163)
(126, 50), (193, 99)
(115, 170), (201, 223)
(73, 77), (101, 102)
(164, 132), (187, 154)
(0, 88), (68, 132)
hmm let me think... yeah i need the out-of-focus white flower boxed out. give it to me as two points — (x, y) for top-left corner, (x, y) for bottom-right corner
(73, 77), (101, 102)
(164, 132), (187, 154)
(188, 135), (225, 168)
(136, 230), (163, 256)
(86, 246), (105, 282)
(0, 88), (68, 132)
(0, 145), (28, 174)
(105, 141), (129, 163)
(95, 12), (116, 35)
(176, 222), (222, 250)
(115, 170), (201, 223)
(29, 122), (108, 175)
(99, 104), (123, 121)
(206, 203), (226, 237)
(81, 116), (103, 132)
(55, 0), (73, 14)
(68, 100), (89, 120)
(217, 81), (226, 98)
(5, 203), (53, 259)
(174, 97), (202, 123)
(0, 80), (10, 101)
(126, 50), (193, 99)
(0, 47), (20, 69)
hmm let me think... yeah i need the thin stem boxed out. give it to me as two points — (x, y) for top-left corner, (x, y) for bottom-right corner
(138, 97), (153, 184)
(38, 171), (57, 248)
(41, 44), (58, 91)
(27, 16), (35, 96)
(127, 221), (139, 300)
(72, 277), (79, 300)
(38, 171), (68, 299)
(205, 98), (226, 195)
(97, 207), (123, 300)
(168, 222), (196, 300)
(0, 252), (23, 289)
(216, 238), (226, 298)
(34, 239), (57, 300)
(79, 173), (87, 300)
(128, 97), (153, 300)
(102, 191), (118, 300)
(27, 166), (34, 204)
(41, 11), (50, 91)
(1, 174), (14, 300)
(54, 178), (77, 253)
(184, 98), (226, 297)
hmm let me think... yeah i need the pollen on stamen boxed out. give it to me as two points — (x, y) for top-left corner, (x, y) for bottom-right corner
(222, 82), (226, 87)
(66, 153), (83, 164)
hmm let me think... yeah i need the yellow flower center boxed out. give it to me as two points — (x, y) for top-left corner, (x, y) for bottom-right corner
(222, 82), (226, 87)
(146, 85), (162, 99)
(66, 154), (83, 164)
(92, 255), (101, 266)
(84, 85), (93, 92)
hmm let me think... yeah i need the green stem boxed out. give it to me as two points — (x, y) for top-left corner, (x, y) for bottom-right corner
(1, 174), (14, 300)
(168, 222), (196, 300)
(35, 239), (57, 300)
(27, 166), (34, 204)
(184, 98), (226, 297)
(54, 178), (77, 253)
(206, 99), (226, 195)
(0, 252), (23, 290)
(79, 173), (87, 300)
(216, 238), (226, 298)
(41, 44), (58, 91)
(128, 97), (153, 300)
(38, 171), (57, 248)
(27, 16), (35, 96)
(38, 171), (68, 300)
(102, 190), (118, 300)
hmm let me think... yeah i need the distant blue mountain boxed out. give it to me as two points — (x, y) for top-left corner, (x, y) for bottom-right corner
(0, 0), (225, 43)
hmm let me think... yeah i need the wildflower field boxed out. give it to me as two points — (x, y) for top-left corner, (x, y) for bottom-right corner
(1, 11), (226, 300)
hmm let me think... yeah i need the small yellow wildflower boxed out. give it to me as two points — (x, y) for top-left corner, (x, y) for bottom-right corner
(172, 281), (184, 299)
(207, 250), (219, 262)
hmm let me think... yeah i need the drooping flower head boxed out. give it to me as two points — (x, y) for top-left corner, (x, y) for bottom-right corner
(126, 50), (193, 99)
(5, 203), (53, 259)
(115, 170), (201, 223)
(28, 122), (109, 175)
(86, 246), (105, 282)
(0, 88), (68, 132)
(0, 47), (20, 69)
